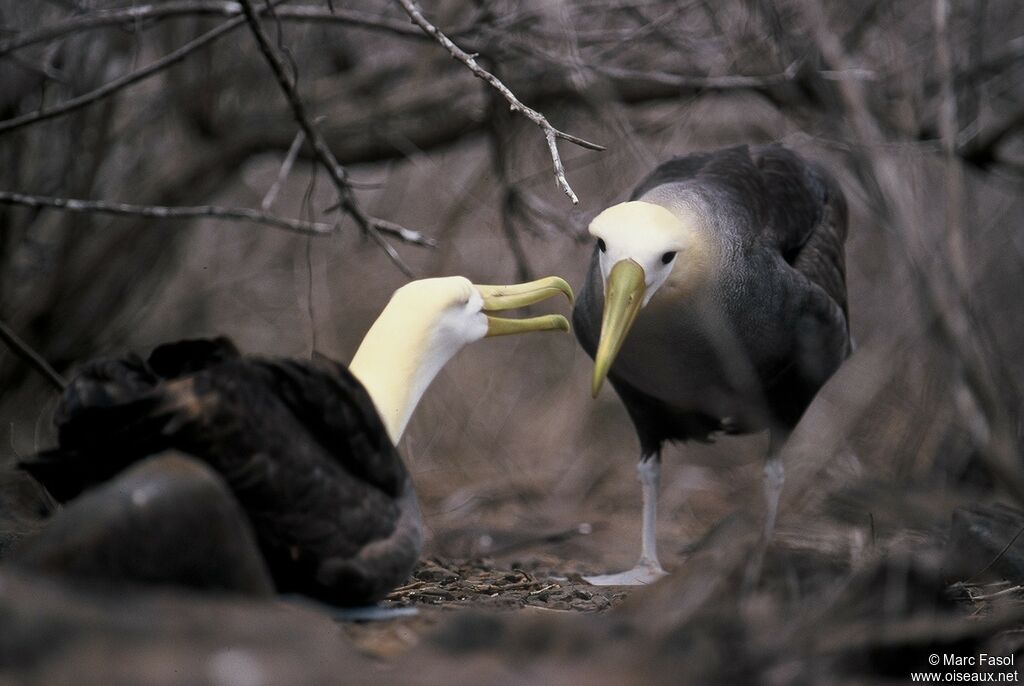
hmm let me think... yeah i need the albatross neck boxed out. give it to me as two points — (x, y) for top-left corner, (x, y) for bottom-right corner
(348, 303), (460, 445)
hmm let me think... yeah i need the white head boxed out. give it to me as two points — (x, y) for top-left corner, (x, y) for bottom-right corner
(586, 200), (714, 396)
(349, 276), (573, 443)
(589, 201), (708, 305)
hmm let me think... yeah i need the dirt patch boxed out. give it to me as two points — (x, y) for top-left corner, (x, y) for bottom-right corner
(383, 557), (630, 613)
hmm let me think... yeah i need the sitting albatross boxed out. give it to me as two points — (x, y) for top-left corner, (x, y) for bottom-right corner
(573, 145), (850, 585)
(24, 276), (572, 604)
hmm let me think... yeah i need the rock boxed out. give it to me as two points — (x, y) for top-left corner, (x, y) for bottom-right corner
(0, 566), (368, 686)
(13, 453), (273, 595)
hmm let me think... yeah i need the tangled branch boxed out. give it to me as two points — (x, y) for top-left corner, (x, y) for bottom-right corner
(0, 2), (446, 56)
(800, 0), (1024, 502)
(395, 0), (605, 205)
(236, 0), (423, 275)
(0, 15), (248, 136)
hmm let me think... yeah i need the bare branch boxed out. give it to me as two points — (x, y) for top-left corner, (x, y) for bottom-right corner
(933, 0), (968, 286)
(395, 0), (605, 205)
(486, 63), (534, 281)
(0, 190), (333, 235)
(0, 189), (435, 247)
(0, 2), (454, 56)
(369, 217), (437, 248)
(0, 15), (247, 136)
(569, 60), (802, 90)
(262, 129), (306, 212)
(960, 106), (1024, 166)
(0, 319), (67, 392)
(236, 0), (420, 275)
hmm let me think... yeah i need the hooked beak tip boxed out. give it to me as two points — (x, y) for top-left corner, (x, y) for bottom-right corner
(476, 276), (574, 311)
(475, 276), (573, 338)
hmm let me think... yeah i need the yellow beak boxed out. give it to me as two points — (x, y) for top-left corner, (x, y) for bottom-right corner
(476, 276), (574, 337)
(592, 259), (646, 397)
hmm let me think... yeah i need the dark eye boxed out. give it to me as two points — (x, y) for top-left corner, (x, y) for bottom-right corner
(661, 251), (676, 265)
(597, 239), (606, 253)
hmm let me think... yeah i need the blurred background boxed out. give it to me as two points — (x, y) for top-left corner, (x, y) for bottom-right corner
(1, 0), (1023, 681)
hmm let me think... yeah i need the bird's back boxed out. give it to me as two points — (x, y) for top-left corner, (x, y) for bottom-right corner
(632, 144), (849, 319)
(22, 338), (421, 605)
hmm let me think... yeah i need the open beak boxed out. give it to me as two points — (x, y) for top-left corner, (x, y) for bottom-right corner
(592, 259), (646, 397)
(476, 276), (574, 337)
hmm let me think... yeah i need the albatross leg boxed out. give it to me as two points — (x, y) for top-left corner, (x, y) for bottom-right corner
(585, 451), (668, 586)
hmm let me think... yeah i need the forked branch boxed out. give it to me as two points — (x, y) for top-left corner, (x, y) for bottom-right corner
(395, 0), (605, 204)
(0, 15), (247, 136)
(237, 0), (428, 275)
(0, 319), (67, 392)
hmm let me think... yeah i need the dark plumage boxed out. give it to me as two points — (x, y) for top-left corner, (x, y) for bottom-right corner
(22, 338), (421, 605)
(572, 144), (851, 584)
(576, 144), (849, 448)
(15, 274), (574, 601)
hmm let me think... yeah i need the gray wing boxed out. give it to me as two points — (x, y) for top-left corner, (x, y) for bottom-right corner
(750, 145), (850, 321)
(745, 147), (852, 424)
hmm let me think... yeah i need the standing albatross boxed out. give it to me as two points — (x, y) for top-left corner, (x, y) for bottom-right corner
(24, 276), (572, 605)
(573, 145), (850, 585)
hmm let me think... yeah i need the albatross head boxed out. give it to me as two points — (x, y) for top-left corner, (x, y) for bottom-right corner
(587, 200), (712, 397)
(350, 276), (573, 443)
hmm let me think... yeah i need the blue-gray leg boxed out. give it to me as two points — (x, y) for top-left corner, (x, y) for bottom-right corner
(585, 451), (668, 586)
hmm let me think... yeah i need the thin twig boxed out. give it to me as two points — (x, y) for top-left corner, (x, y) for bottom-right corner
(369, 217), (437, 248)
(971, 585), (1024, 602)
(237, 0), (419, 275)
(0, 2), (463, 56)
(0, 191), (335, 235)
(3, 185), (434, 246)
(0, 320), (67, 392)
(967, 523), (1024, 583)
(6, 52), (69, 83)
(934, 0), (968, 287)
(262, 128), (306, 211)
(0, 13), (254, 136)
(492, 136), (533, 280)
(395, 0), (605, 204)
(495, 31), (808, 94)
(593, 61), (802, 89)
(483, 51), (535, 280)
(961, 106), (1024, 166)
